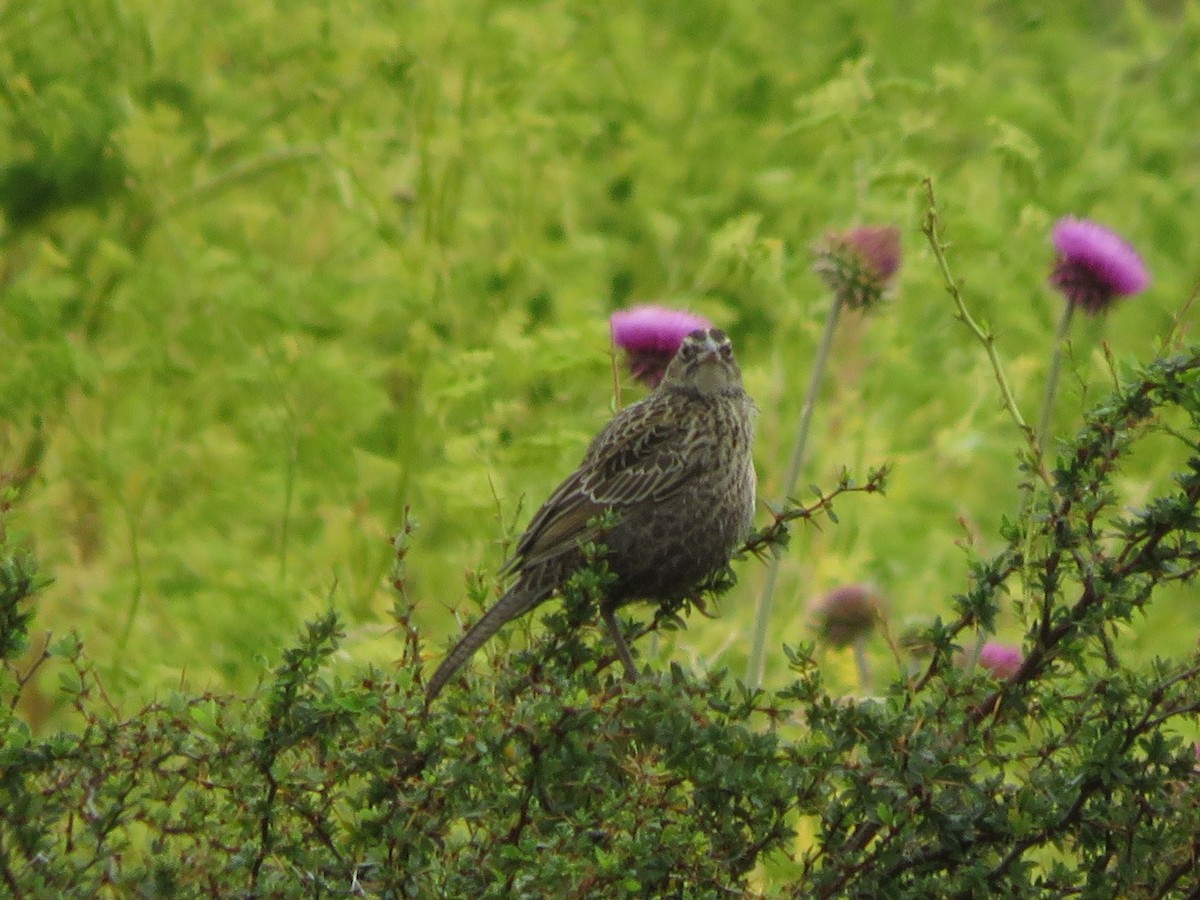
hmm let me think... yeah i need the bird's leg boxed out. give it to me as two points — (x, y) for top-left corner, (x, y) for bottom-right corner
(601, 606), (639, 682)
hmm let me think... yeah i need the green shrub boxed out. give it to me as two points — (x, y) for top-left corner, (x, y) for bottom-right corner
(2, 349), (1199, 895)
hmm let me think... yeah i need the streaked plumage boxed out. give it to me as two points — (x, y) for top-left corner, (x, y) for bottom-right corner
(425, 328), (756, 702)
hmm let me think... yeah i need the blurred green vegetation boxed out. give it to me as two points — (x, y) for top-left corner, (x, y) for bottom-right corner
(2, 0), (1198, 725)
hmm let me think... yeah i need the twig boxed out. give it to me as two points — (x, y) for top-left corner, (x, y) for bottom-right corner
(921, 178), (1034, 447)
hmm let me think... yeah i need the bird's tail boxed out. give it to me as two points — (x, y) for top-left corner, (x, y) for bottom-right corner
(424, 586), (544, 703)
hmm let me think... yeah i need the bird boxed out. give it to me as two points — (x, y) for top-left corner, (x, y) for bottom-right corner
(424, 327), (757, 703)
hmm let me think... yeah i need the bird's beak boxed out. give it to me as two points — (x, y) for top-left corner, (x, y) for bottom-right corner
(694, 335), (724, 363)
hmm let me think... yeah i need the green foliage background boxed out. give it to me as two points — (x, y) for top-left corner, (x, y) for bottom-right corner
(3, 0), (1199, 726)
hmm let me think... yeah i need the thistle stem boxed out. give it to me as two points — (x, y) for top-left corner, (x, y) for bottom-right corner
(853, 634), (873, 692)
(1035, 302), (1076, 455)
(746, 293), (844, 689)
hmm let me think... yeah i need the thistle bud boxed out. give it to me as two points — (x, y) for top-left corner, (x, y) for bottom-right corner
(812, 225), (902, 310)
(977, 641), (1023, 680)
(811, 584), (885, 648)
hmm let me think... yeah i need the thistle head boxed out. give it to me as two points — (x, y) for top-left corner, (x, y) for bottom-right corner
(812, 225), (902, 311)
(610, 305), (713, 388)
(660, 328), (743, 397)
(1049, 217), (1150, 315)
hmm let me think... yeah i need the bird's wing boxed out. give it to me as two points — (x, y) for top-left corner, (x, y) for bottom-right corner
(580, 418), (698, 506)
(503, 407), (700, 573)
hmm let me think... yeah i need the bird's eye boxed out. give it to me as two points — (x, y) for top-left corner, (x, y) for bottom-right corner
(719, 344), (732, 359)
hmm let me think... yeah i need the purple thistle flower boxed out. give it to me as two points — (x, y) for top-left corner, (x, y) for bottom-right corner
(813, 225), (902, 311)
(610, 305), (713, 388)
(1049, 217), (1150, 315)
(810, 584), (885, 648)
(977, 641), (1023, 680)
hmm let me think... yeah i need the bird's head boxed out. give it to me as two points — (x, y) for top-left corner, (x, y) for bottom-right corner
(659, 328), (743, 397)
